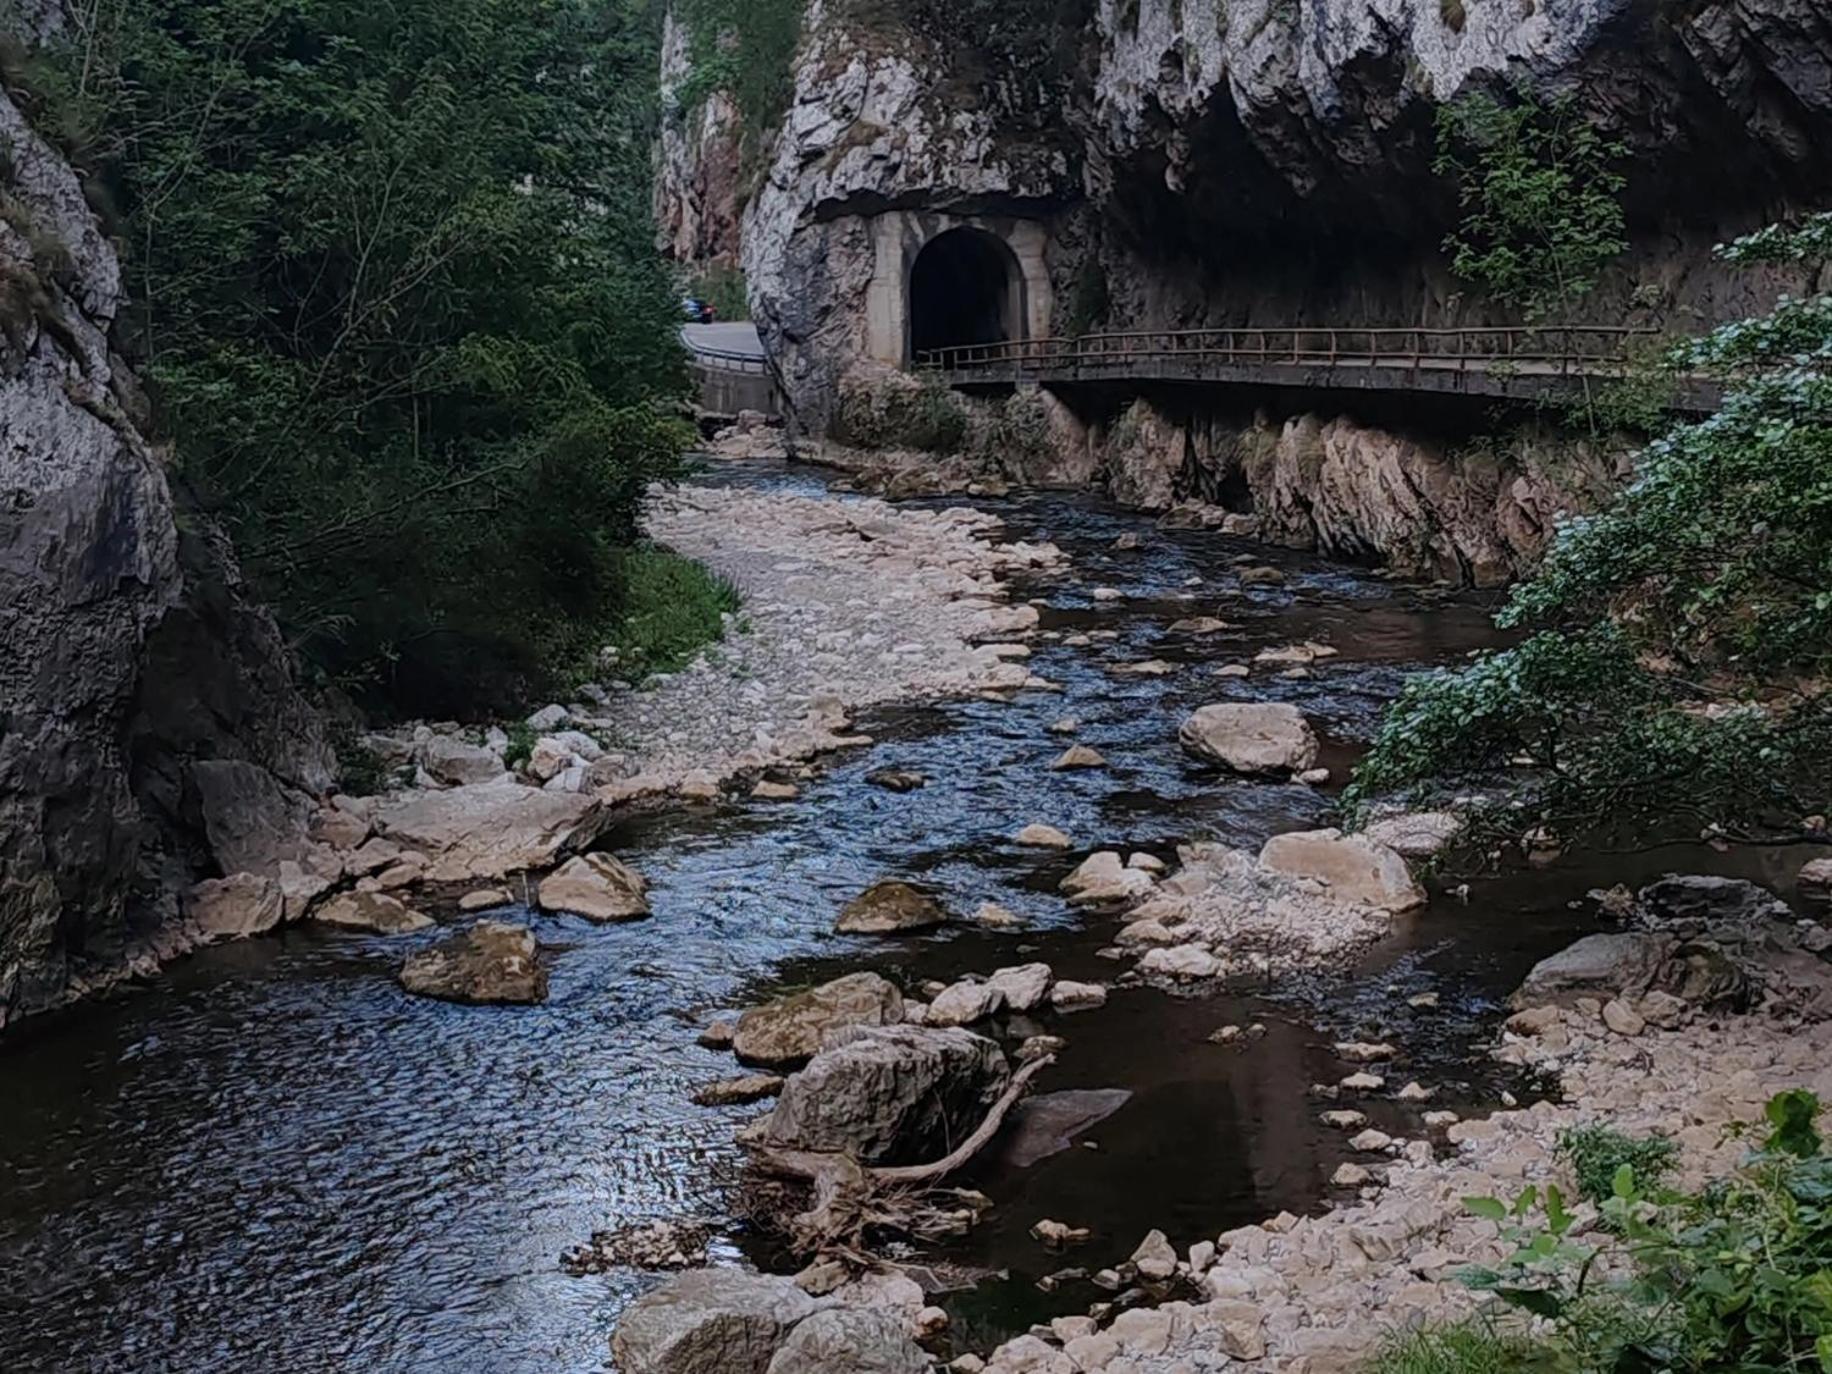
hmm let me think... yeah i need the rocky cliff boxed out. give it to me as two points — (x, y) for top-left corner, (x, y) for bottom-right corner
(0, 72), (331, 1027)
(659, 0), (1832, 569)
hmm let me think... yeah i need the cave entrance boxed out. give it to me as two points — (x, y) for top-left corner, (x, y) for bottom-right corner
(908, 227), (1023, 362)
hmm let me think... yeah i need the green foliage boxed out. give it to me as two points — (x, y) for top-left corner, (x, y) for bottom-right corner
(1364, 1321), (1536, 1374)
(605, 545), (740, 682)
(834, 371), (969, 453)
(1433, 92), (1628, 321)
(1065, 258), (1111, 338)
(1348, 214), (1832, 848)
(39, 0), (693, 717)
(673, 0), (804, 139)
(692, 264), (750, 322)
(1441, 1093), (1832, 1374)
(1557, 1125), (1678, 1205)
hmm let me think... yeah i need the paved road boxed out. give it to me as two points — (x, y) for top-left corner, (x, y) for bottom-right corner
(681, 322), (765, 360)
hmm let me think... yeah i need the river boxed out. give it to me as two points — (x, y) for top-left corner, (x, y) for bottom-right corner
(0, 461), (1795, 1373)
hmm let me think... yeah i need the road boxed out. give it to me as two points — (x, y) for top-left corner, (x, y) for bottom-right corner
(681, 322), (765, 360)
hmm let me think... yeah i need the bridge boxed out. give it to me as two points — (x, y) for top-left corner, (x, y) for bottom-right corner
(918, 325), (1720, 412)
(682, 322), (781, 420)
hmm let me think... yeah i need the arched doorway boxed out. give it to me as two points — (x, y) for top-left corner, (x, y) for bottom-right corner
(908, 227), (1023, 361)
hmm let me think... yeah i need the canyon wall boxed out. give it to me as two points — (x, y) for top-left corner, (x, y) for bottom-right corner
(0, 65), (331, 1027)
(660, 0), (1832, 567)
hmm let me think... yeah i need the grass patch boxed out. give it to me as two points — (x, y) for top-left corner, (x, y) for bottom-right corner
(606, 546), (740, 682)
(1364, 1322), (1535, 1374)
(1556, 1124), (1678, 1205)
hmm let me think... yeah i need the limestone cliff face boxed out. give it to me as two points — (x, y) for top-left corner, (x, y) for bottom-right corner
(658, 0), (1831, 568)
(0, 82), (330, 1027)
(654, 12), (745, 269)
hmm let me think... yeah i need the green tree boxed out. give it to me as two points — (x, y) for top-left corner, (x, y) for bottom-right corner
(1434, 91), (1628, 321)
(24, 0), (691, 716)
(1348, 215), (1832, 849)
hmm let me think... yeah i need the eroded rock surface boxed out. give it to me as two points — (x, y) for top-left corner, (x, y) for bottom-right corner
(733, 972), (906, 1069)
(398, 922), (546, 1006)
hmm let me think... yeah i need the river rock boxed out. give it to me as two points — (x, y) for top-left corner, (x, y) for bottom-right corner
(1639, 874), (1793, 926)
(420, 735), (504, 787)
(1139, 944), (1221, 979)
(1178, 702), (1319, 775)
(1510, 933), (1672, 1009)
(693, 1074), (786, 1107)
(836, 880), (947, 934)
(373, 778), (609, 882)
(928, 979), (1005, 1026)
(1050, 981), (1108, 1012)
(764, 1307), (929, 1374)
(1130, 1229), (1177, 1280)
(537, 853), (650, 922)
(1060, 851), (1154, 905)
(988, 963), (1053, 1012)
(755, 1025), (1009, 1165)
(866, 768), (926, 792)
(1258, 829), (1427, 912)
(184, 873), (287, 942)
(734, 972), (905, 1067)
(314, 891), (434, 934)
(1050, 745), (1107, 770)
(398, 921), (546, 1005)
(610, 1268), (818, 1374)
(458, 888), (512, 912)
(1015, 823), (1073, 850)
(1362, 811), (1463, 860)
(1800, 858), (1832, 906)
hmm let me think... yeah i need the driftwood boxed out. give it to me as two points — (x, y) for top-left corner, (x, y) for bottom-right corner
(748, 1054), (1055, 1257)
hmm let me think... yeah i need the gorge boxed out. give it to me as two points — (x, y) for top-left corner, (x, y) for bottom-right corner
(2, 2), (1831, 1373)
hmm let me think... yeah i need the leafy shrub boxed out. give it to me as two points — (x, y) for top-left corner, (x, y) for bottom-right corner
(1348, 214), (1832, 849)
(37, 0), (693, 719)
(1364, 1321), (1534, 1373)
(1433, 91), (1627, 321)
(605, 545), (740, 682)
(834, 371), (969, 453)
(1446, 1091), (1832, 1374)
(1556, 1124), (1677, 1205)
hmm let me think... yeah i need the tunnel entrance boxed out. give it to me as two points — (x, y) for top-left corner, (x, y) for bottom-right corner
(908, 227), (1022, 361)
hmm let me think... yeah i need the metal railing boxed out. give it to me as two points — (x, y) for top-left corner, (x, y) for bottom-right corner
(918, 325), (1662, 377)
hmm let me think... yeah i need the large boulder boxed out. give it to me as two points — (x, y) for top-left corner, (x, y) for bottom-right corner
(1639, 874), (1793, 926)
(419, 735), (504, 787)
(373, 778), (608, 882)
(537, 853), (650, 922)
(734, 972), (905, 1068)
(1179, 703), (1319, 776)
(1361, 811), (1463, 860)
(835, 881), (948, 935)
(398, 921), (546, 1005)
(184, 873), (287, 943)
(765, 1307), (928, 1374)
(1060, 851), (1155, 905)
(610, 1268), (818, 1374)
(1801, 858), (1832, 907)
(1511, 933), (1674, 1009)
(1258, 829), (1427, 912)
(756, 1025), (1010, 1165)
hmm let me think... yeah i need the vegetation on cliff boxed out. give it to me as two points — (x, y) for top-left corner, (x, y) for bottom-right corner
(1350, 214), (1832, 851)
(11, 0), (693, 717)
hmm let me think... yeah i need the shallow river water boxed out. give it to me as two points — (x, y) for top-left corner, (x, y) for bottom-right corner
(0, 463), (1800, 1373)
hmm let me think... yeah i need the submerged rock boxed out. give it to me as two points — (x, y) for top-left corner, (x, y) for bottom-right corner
(733, 972), (905, 1068)
(537, 853), (650, 922)
(398, 921), (546, 1005)
(692, 1074), (785, 1107)
(755, 1024), (1009, 1165)
(1050, 745), (1108, 770)
(610, 1268), (817, 1374)
(1178, 702), (1319, 775)
(835, 880), (947, 934)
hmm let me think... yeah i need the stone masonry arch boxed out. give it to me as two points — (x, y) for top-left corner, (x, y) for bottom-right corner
(861, 211), (1053, 368)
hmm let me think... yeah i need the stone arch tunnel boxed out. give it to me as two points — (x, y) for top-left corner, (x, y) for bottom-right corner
(861, 211), (1054, 369)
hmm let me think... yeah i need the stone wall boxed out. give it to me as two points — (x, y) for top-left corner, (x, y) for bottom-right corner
(0, 78), (330, 1028)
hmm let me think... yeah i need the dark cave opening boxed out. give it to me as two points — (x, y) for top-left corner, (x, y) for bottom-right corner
(909, 228), (1021, 359)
